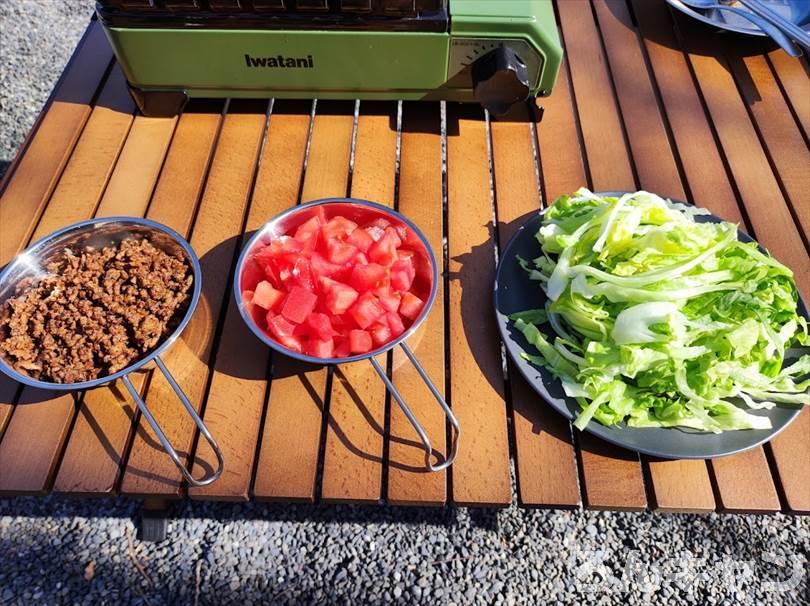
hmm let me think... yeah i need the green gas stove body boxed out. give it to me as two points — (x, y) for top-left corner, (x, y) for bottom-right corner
(97, 1), (563, 116)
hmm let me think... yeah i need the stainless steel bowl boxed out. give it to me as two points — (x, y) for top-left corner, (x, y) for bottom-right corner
(0, 217), (223, 487)
(233, 199), (460, 472)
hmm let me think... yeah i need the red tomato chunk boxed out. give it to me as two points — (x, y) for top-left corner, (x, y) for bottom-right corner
(241, 210), (432, 359)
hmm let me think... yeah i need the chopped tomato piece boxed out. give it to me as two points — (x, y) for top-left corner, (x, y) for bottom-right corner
(267, 314), (297, 339)
(326, 239), (359, 265)
(323, 216), (358, 240)
(349, 292), (385, 329)
(398, 292), (424, 320)
(241, 258), (264, 291)
(305, 338), (334, 358)
(349, 329), (373, 354)
(384, 226), (402, 248)
(365, 225), (385, 242)
(307, 313), (338, 340)
(390, 258), (416, 292)
(386, 311), (405, 337)
(310, 252), (343, 279)
(293, 215), (321, 247)
(347, 227), (374, 252)
(378, 292), (402, 313)
(291, 257), (314, 291)
(322, 280), (359, 315)
(370, 322), (392, 347)
(368, 232), (398, 266)
(334, 337), (351, 358)
(253, 280), (285, 311)
(281, 286), (318, 324)
(350, 263), (387, 292)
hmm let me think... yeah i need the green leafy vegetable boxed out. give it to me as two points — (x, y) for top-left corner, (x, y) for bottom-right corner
(513, 189), (809, 433)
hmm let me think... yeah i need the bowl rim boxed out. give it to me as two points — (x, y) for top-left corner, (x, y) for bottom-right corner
(0, 216), (203, 390)
(233, 198), (439, 364)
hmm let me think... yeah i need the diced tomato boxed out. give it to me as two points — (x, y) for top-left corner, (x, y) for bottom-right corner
(370, 322), (392, 347)
(267, 314), (297, 339)
(307, 313), (338, 340)
(334, 338), (351, 358)
(349, 329), (373, 354)
(348, 292), (385, 329)
(326, 239), (359, 265)
(390, 258), (416, 292)
(347, 227), (374, 252)
(386, 311), (405, 337)
(310, 252), (343, 279)
(305, 338), (334, 358)
(365, 225), (385, 242)
(367, 217), (391, 230)
(323, 280), (359, 315)
(350, 263), (387, 292)
(241, 258), (264, 291)
(368, 232), (398, 266)
(281, 286), (318, 324)
(291, 257), (314, 291)
(399, 292), (424, 320)
(379, 291), (402, 313)
(253, 280), (285, 311)
(384, 226), (402, 248)
(277, 335), (303, 353)
(293, 215), (321, 247)
(272, 236), (304, 255)
(323, 216), (358, 240)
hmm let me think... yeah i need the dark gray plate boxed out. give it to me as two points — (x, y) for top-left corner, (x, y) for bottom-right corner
(494, 194), (808, 459)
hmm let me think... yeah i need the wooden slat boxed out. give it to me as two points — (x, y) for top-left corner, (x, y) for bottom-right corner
(767, 51), (810, 141)
(492, 103), (580, 508)
(556, 0), (646, 511)
(674, 17), (809, 298)
(320, 102), (394, 503)
(28, 66), (135, 242)
(535, 61), (587, 202)
(594, 0), (684, 199)
(252, 101), (346, 502)
(730, 54), (809, 241)
(387, 102), (447, 506)
(555, 0), (635, 191)
(631, 0), (743, 224)
(190, 100), (312, 501)
(0, 376), (19, 440)
(768, 407), (810, 513)
(710, 449), (780, 513)
(0, 67), (136, 496)
(633, 0), (781, 513)
(96, 116), (178, 216)
(53, 113), (198, 496)
(0, 22), (112, 266)
(446, 104), (511, 506)
(120, 101), (267, 497)
(596, 0), (714, 514)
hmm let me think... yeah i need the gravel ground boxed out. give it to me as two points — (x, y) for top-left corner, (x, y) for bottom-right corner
(0, 2), (809, 605)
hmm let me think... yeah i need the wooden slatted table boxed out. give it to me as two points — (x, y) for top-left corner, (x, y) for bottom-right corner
(1, 1), (808, 517)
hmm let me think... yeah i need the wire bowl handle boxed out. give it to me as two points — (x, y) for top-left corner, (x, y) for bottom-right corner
(368, 342), (460, 472)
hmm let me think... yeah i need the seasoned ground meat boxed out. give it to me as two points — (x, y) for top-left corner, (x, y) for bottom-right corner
(0, 237), (193, 384)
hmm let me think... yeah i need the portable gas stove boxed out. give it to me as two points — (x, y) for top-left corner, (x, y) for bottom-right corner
(96, 0), (563, 116)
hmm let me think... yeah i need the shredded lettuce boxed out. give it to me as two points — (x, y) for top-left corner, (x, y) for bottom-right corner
(513, 189), (809, 433)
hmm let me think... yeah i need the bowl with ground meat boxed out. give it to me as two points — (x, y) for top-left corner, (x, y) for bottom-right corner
(0, 216), (223, 487)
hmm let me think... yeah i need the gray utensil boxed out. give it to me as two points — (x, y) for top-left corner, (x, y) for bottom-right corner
(679, 0), (802, 56)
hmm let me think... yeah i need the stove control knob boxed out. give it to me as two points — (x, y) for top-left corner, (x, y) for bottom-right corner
(472, 46), (531, 116)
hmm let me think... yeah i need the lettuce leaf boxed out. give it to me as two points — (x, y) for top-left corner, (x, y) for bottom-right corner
(513, 189), (809, 432)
